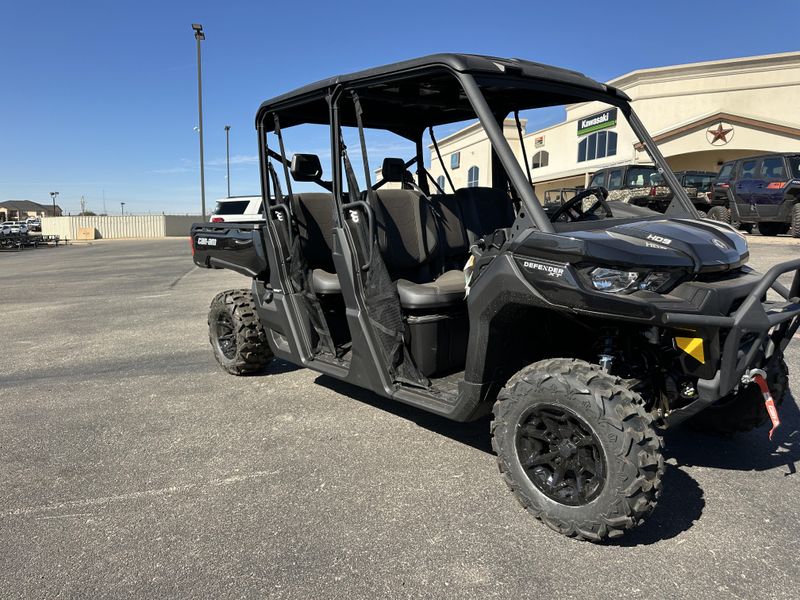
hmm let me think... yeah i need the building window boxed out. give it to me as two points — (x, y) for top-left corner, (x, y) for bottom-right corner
(531, 150), (549, 169)
(467, 166), (479, 187)
(450, 152), (460, 169)
(578, 131), (618, 163)
(436, 175), (446, 191)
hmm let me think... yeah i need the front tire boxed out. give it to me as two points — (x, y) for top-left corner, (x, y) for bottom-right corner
(208, 289), (273, 375)
(792, 204), (800, 238)
(492, 358), (663, 542)
(707, 205), (730, 224)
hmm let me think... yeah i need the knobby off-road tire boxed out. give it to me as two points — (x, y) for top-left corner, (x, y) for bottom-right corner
(208, 289), (273, 375)
(707, 205), (731, 224)
(792, 204), (800, 238)
(492, 358), (663, 542)
(688, 359), (789, 434)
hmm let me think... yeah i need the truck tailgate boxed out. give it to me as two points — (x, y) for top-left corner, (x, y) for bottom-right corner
(191, 222), (269, 278)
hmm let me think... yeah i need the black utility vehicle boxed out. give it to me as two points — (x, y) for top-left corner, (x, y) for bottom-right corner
(709, 153), (800, 236)
(191, 54), (800, 541)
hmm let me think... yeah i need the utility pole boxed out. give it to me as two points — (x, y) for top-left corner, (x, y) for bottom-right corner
(192, 23), (206, 219)
(49, 191), (59, 216)
(102, 189), (107, 215)
(225, 125), (231, 197)
(80, 195), (86, 215)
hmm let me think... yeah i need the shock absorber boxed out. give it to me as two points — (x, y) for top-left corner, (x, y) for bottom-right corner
(597, 328), (619, 372)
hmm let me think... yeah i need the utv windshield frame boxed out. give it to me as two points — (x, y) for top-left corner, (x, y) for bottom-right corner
(254, 54), (699, 234)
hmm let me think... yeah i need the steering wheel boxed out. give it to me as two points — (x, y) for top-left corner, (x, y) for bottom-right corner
(549, 187), (612, 223)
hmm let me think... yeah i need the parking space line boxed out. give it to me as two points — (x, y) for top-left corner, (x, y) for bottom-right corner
(2, 470), (279, 519)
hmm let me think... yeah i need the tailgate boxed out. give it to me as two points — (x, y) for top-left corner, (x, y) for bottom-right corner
(191, 222), (269, 278)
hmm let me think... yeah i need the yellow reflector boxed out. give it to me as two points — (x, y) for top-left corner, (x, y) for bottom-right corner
(676, 337), (705, 364)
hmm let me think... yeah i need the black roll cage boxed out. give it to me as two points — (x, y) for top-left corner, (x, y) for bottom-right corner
(256, 66), (700, 236)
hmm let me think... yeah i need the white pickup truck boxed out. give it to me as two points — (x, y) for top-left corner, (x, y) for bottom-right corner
(209, 196), (264, 223)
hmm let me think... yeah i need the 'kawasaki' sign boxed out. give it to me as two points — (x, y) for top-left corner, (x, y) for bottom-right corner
(577, 108), (617, 136)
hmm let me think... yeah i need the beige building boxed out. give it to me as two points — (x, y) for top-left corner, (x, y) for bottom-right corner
(427, 51), (800, 198)
(0, 200), (62, 221)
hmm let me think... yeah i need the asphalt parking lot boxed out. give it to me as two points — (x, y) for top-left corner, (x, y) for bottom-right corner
(2, 237), (800, 599)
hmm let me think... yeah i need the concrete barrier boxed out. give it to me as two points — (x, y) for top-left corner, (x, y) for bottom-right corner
(41, 215), (201, 239)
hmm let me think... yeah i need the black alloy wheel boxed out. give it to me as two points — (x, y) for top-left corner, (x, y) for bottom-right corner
(212, 312), (238, 360)
(516, 405), (606, 506)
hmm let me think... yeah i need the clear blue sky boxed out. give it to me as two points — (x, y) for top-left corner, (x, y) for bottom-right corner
(2, 0), (796, 215)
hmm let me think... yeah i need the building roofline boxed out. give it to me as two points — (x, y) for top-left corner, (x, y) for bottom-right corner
(426, 118), (525, 149)
(632, 111), (800, 151)
(607, 50), (800, 90)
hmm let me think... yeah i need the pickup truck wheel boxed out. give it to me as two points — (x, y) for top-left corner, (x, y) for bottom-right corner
(792, 204), (800, 238)
(707, 206), (730, 224)
(688, 359), (788, 434)
(492, 358), (663, 542)
(208, 289), (273, 375)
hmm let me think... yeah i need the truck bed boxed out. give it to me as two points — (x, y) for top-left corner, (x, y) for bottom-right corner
(190, 222), (269, 279)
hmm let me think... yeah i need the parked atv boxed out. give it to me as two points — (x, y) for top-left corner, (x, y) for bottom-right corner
(191, 54), (798, 542)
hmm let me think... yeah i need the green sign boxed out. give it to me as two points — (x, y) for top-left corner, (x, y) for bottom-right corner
(577, 108), (617, 136)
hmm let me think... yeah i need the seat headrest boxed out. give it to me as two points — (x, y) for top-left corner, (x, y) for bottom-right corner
(381, 158), (406, 183)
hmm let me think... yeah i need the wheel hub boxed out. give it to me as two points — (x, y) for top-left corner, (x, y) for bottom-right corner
(214, 314), (237, 360)
(516, 405), (606, 506)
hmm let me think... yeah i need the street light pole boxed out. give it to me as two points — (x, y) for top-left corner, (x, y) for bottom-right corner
(225, 125), (231, 197)
(192, 23), (206, 220)
(121, 202), (125, 216)
(49, 191), (59, 216)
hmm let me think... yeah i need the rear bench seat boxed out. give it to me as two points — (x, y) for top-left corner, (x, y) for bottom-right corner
(289, 176), (516, 309)
(371, 188), (467, 310)
(289, 193), (341, 294)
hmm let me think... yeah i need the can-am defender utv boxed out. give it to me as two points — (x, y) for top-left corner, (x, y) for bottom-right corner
(191, 54), (799, 541)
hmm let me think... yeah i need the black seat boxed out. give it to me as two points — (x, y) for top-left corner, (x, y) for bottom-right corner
(289, 193), (341, 294)
(434, 193), (471, 270)
(396, 270), (466, 310)
(371, 188), (466, 310)
(454, 187), (516, 244)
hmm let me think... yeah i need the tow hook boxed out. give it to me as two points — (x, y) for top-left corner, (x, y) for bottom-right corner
(742, 369), (781, 440)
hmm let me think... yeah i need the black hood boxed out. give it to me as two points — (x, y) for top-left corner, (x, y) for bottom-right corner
(515, 218), (749, 273)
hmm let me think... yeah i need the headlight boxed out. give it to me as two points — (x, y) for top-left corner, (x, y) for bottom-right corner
(590, 268), (638, 292)
(589, 268), (671, 293)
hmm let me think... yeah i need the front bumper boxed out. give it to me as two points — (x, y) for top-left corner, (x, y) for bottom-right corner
(660, 257), (800, 425)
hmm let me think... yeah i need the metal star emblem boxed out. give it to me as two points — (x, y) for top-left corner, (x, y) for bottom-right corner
(707, 123), (733, 144)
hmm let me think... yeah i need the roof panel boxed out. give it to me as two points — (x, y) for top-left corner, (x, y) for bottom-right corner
(255, 53), (609, 131)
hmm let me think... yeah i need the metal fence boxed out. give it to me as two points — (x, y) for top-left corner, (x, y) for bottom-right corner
(41, 215), (199, 239)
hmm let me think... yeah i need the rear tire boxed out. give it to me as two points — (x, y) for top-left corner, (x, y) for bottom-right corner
(492, 358), (663, 542)
(208, 289), (273, 375)
(688, 359), (788, 434)
(707, 206), (730, 224)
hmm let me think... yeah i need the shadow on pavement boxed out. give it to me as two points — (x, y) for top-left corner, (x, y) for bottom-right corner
(607, 464), (705, 547)
(665, 394), (800, 475)
(261, 359), (303, 376)
(314, 375), (493, 453)
(313, 376), (800, 545)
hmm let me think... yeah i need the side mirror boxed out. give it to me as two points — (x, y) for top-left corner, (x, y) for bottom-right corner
(290, 153), (323, 182)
